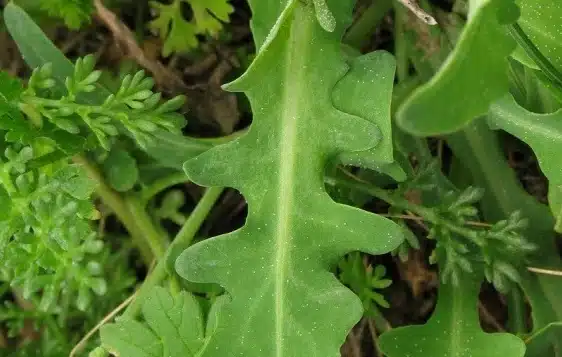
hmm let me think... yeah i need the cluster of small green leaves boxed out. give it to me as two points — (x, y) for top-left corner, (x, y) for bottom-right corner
(339, 252), (393, 312)
(379, 0), (562, 355)
(421, 185), (534, 293)
(38, 0), (94, 29)
(17, 55), (185, 151)
(0, 49), (189, 353)
(15, 0), (94, 29)
(388, 160), (536, 294)
(0, 242), (136, 355)
(0, 144), (107, 311)
(149, 0), (234, 56)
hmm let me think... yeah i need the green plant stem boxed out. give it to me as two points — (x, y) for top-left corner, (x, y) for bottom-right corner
(370, 307), (391, 333)
(122, 186), (224, 318)
(325, 175), (487, 246)
(173, 187), (224, 245)
(140, 172), (189, 204)
(507, 286), (527, 333)
(509, 23), (562, 88)
(73, 155), (153, 264)
(125, 196), (168, 258)
(344, 0), (393, 48)
(27, 97), (135, 118)
(393, 1), (409, 82)
(197, 128), (247, 146)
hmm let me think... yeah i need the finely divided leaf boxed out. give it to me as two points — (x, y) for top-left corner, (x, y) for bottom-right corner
(149, 0), (234, 55)
(39, 0), (94, 29)
(397, 0), (517, 136)
(175, 1), (403, 356)
(379, 275), (526, 357)
(4, 3), (205, 167)
(0, 71), (25, 123)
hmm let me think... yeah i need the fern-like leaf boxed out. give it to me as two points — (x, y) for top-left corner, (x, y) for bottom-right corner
(149, 0), (234, 56)
(38, 0), (94, 29)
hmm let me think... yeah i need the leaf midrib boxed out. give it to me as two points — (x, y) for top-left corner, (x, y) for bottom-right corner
(450, 286), (461, 357)
(274, 7), (312, 356)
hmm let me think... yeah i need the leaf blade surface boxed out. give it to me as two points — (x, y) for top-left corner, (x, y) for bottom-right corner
(176, 1), (403, 356)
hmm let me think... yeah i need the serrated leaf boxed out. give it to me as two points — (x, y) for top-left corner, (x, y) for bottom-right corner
(103, 149), (139, 192)
(0, 71), (24, 103)
(38, 0), (93, 29)
(175, 1), (403, 356)
(397, 0), (516, 136)
(512, 0), (562, 73)
(149, 0), (233, 56)
(379, 275), (526, 357)
(0, 71), (24, 125)
(0, 185), (13, 221)
(190, 0), (234, 36)
(102, 319), (161, 357)
(54, 165), (96, 200)
(101, 287), (205, 357)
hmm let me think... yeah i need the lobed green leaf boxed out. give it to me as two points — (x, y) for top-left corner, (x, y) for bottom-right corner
(488, 94), (562, 231)
(175, 1), (403, 356)
(397, 0), (517, 136)
(380, 275), (526, 357)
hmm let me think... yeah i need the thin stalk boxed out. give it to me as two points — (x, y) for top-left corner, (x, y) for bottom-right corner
(393, 2), (409, 82)
(506, 286), (527, 333)
(122, 186), (224, 318)
(344, 0), (393, 49)
(73, 155), (153, 263)
(509, 23), (562, 88)
(140, 172), (189, 204)
(173, 187), (224, 246)
(125, 196), (168, 258)
(325, 174), (489, 246)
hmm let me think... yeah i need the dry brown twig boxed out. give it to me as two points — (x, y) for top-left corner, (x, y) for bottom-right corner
(69, 291), (138, 357)
(396, 0), (437, 25)
(478, 301), (505, 332)
(93, 0), (186, 91)
(527, 267), (562, 277)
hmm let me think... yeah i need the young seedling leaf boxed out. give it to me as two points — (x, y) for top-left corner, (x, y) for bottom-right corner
(103, 149), (139, 192)
(4, 3), (203, 168)
(488, 94), (562, 231)
(379, 275), (526, 357)
(175, 1), (404, 356)
(396, 0), (517, 136)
